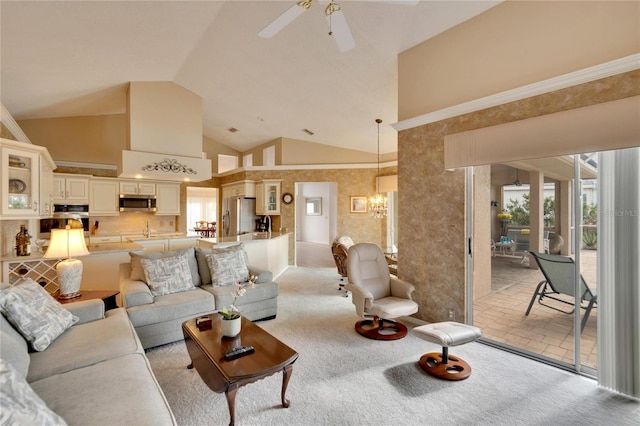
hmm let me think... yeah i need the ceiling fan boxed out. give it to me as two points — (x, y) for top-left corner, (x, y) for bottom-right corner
(259, 0), (418, 53)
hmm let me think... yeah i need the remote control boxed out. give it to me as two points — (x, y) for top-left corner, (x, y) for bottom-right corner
(224, 345), (255, 360)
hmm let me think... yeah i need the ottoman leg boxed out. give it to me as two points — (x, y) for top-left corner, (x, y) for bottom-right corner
(419, 347), (472, 381)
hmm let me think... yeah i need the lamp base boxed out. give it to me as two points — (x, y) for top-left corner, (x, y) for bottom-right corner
(57, 291), (81, 300)
(56, 258), (83, 300)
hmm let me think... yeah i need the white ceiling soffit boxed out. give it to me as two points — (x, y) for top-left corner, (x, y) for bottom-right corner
(0, 0), (501, 155)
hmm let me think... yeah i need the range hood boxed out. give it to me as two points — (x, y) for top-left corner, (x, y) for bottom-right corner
(118, 82), (212, 182)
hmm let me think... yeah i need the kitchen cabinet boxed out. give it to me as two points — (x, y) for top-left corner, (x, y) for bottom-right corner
(39, 156), (54, 216)
(167, 236), (199, 250)
(222, 180), (255, 199)
(89, 178), (120, 216)
(119, 180), (155, 195)
(256, 179), (282, 215)
(53, 174), (90, 203)
(156, 183), (181, 215)
(131, 239), (168, 253)
(1, 138), (55, 219)
(89, 235), (122, 244)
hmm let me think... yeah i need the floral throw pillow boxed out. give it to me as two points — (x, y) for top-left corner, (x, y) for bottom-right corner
(0, 278), (78, 352)
(205, 250), (249, 287)
(0, 359), (67, 425)
(140, 252), (195, 297)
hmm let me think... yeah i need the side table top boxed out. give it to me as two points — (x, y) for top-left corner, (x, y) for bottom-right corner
(56, 290), (120, 304)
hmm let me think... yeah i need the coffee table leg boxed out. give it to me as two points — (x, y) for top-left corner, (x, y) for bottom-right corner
(281, 364), (293, 408)
(225, 383), (238, 426)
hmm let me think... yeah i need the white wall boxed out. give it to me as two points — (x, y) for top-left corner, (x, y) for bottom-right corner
(295, 182), (336, 244)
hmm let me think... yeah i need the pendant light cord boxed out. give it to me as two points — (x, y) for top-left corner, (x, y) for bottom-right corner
(376, 118), (382, 192)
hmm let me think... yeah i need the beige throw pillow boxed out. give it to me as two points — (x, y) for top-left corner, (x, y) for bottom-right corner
(129, 247), (201, 287)
(0, 279), (78, 352)
(140, 252), (196, 296)
(0, 359), (68, 425)
(205, 250), (249, 287)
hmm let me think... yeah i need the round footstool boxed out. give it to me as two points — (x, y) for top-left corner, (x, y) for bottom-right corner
(412, 321), (482, 381)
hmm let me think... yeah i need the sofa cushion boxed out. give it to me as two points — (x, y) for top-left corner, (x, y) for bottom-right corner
(206, 249), (249, 287)
(130, 246), (201, 287)
(195, 244), (249, 285)
(0, 279), (78, 352)
(30, 353), (176, 426)
(27, 308), (144, 383)
(0, 359), (67, 426)
(0, 314), (30, 379)
(141, 251), (195, 296)
(126, 288), (214, 328)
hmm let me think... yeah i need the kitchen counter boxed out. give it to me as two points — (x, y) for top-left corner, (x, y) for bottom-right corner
(197, 232), (289, 278)
(198, 231), (288, 245)
(0, 242), (143, 261)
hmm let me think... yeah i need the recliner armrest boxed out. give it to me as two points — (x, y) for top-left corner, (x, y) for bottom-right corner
(344, 284), (374, 317)
(119, 263), (153, 308)
(389, 278), (416, 300)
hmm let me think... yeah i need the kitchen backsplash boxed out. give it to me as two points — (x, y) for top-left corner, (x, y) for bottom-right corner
(89, 212), (177, 236)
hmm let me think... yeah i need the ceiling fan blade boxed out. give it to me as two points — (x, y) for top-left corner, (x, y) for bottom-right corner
(326, 10), (355, 52)
(259, 3), (307, 39)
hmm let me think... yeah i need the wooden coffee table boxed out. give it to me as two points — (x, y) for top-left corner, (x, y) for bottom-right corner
(182, 314), (298, 426)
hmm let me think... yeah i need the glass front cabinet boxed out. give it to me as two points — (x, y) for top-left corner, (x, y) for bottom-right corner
(1, 138), (56, 218)
(256, 179), (282, 215)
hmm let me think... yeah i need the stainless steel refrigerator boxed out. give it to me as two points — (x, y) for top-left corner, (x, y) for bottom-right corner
(222, 197), (258, 237)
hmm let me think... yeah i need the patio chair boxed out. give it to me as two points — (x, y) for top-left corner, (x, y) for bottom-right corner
(526, 252), (597, 332)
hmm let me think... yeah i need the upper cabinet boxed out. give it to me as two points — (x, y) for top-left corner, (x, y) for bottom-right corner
(1, 138), (56, 219)
(53, 174), (90, 204)
(39, 160), (54, 216)
(256, 179), (282, 215)
(89, 179), (120, 216)
(221, 180), (255, 199)
(119, 180), (156, 195)
(155, 183), (180, 215)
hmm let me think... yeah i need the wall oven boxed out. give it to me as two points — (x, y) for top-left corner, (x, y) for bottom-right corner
(39, 204), (90, 237)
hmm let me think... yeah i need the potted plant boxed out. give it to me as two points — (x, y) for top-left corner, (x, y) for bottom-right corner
(220, 275), (257, 337)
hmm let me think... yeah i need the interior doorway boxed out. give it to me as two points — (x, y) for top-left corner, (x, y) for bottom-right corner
(294, 182), (337, 267)
(186, 187), (218, 234)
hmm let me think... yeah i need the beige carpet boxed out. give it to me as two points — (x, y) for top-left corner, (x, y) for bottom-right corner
(146, 266), (639, 425)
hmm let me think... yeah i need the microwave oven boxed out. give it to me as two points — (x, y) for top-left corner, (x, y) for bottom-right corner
(119, 195), (157, 212)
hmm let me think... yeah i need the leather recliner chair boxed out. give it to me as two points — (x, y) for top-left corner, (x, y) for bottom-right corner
(345, 243), (419, 340)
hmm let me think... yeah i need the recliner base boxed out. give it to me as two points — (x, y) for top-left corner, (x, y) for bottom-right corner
(419, 351), (472, 381)
(355, 317), (408, 340)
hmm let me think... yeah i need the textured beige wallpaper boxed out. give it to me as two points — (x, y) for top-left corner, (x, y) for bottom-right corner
(399, 71), (639, 324)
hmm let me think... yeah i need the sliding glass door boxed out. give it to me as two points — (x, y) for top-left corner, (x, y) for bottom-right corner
(471, 152), (600, 374)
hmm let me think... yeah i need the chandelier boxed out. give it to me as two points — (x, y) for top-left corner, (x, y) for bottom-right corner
(369, 118), (387, 218)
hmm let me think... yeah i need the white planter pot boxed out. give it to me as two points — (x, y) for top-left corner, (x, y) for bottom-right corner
(221, 317), (241, 338)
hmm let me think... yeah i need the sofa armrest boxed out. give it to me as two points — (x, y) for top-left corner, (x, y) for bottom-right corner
(389, 278), (416, 300)
(119, 263), (154, 308)
(248, 265), (273, 283)
(63, 299), (105, 324)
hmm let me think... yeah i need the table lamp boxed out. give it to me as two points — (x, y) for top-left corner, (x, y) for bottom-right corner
(43, 226), (90, 299)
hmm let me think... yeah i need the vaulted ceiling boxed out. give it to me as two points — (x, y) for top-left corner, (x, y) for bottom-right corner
(1, 1), (500, 155)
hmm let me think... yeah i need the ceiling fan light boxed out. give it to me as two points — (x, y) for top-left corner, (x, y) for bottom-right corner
(325, 2), (341, 16)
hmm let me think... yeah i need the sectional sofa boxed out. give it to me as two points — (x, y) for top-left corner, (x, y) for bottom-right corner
(119, 244), (279, 349)
(0, 279), (176, 425)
